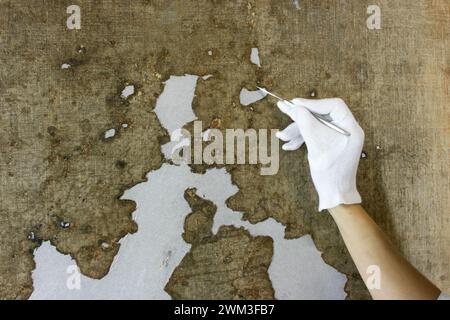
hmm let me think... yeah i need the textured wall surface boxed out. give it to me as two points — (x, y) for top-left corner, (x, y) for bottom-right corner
(165, 188), (274, 300)
(0, 0), (448, 299)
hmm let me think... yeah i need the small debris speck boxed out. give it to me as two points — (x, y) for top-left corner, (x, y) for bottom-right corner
(60, 221), (71, 229)
(223, 255), (233, 264)
(361, 151), (368, 159)
(77, 45), (86, 54)
(161, 250), (172, 268)
(104, 128), (116, 139)
(210, 118), (221, 129)
(115, 160), (127, 169)
(376, 145), (382, 150)
(121, 123), (128, 128)
(101, 242), (110, 249)
(27, 232), (35, 241)
(120, 85), (135, 99)
(61, 63), (71, 69)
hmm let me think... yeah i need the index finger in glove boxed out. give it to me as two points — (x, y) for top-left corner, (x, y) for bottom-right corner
(276, 100), (318, 133)
(291, 98), (350, 123)
(276, 123), (301, 142)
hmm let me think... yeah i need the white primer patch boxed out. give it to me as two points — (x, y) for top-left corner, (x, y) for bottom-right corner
(154, 75), (198, 134)
(202, 74), (213, 80)
(31, 162), (346, 300)
(31, 164), (235, 299)
(122, 123), (128, 128)
(30, 74), (346, 300)
(155, 75), (198, 160)
(250, 48), (261, 67)
(120, 85), (135, 99)
(212, 208), (346, 299)
(61, 63), (71, 69)
(239, 88), (267, 106)
(104, 128), (116, 139)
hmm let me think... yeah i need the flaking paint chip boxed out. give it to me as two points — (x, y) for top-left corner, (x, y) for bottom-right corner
(250, 48), (261, 67)
(101, 242), (110, 249)
(60, 221), (71, 229)
(104, 128), (116, 139)
(77, 45), (86, 54)
(120, 85), (135, 99)
(239, 88), (267, 106)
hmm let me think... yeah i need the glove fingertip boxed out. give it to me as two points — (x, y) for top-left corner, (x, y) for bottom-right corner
(277, 101), (291, 114)
(275, 131), (284, 140)
(282, 141), (303, 151)
(291, 98), (307, 106)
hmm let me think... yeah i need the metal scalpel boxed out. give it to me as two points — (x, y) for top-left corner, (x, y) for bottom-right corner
(257, 87), (351, 136)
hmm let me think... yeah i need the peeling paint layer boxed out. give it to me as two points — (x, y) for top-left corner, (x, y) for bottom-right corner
(31, 72), (347, 299)
(165, 189), (274, 299)
(239, 88), (267, 106)
(2, 0), (448, 299)
(250, 48), (261, 67)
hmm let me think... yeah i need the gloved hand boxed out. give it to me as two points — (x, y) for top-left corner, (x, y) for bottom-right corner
(276, 98), (364, 211)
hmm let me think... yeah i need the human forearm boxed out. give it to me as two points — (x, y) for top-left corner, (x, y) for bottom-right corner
(274, 97), (442, 300)
(329, 204), (440, 300)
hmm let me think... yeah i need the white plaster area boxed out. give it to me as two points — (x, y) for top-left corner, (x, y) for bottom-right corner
(157, 75), (199, 160)
(154, 75), (198, 134)
(212, 212), (346, 300)
(30, 74), (346, 300)
(239, 88), (267, 106)
(31, 164), (235, 300)
(250, 48), (261, 67)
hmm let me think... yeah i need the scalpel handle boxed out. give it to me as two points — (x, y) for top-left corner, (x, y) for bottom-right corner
(284, 100), (351, 137)
(312, 114), (351, 136)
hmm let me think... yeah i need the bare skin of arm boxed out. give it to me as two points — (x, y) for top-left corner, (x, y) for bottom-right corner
(274, 97), (442, 300)
(329, 204), (441, 300)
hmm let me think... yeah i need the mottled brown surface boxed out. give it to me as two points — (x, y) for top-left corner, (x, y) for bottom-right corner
(181, 188), (216, 244)
(165, 188), (274, 300)
(0, 0), (448, 299)
(0, 0), (168, 299)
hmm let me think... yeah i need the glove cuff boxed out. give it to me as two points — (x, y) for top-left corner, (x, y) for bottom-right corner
(312, 169), (362, 211)
(318, 191), (362, 211)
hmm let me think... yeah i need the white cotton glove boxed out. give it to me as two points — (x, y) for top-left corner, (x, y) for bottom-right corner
(276, 98), (365, 211)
